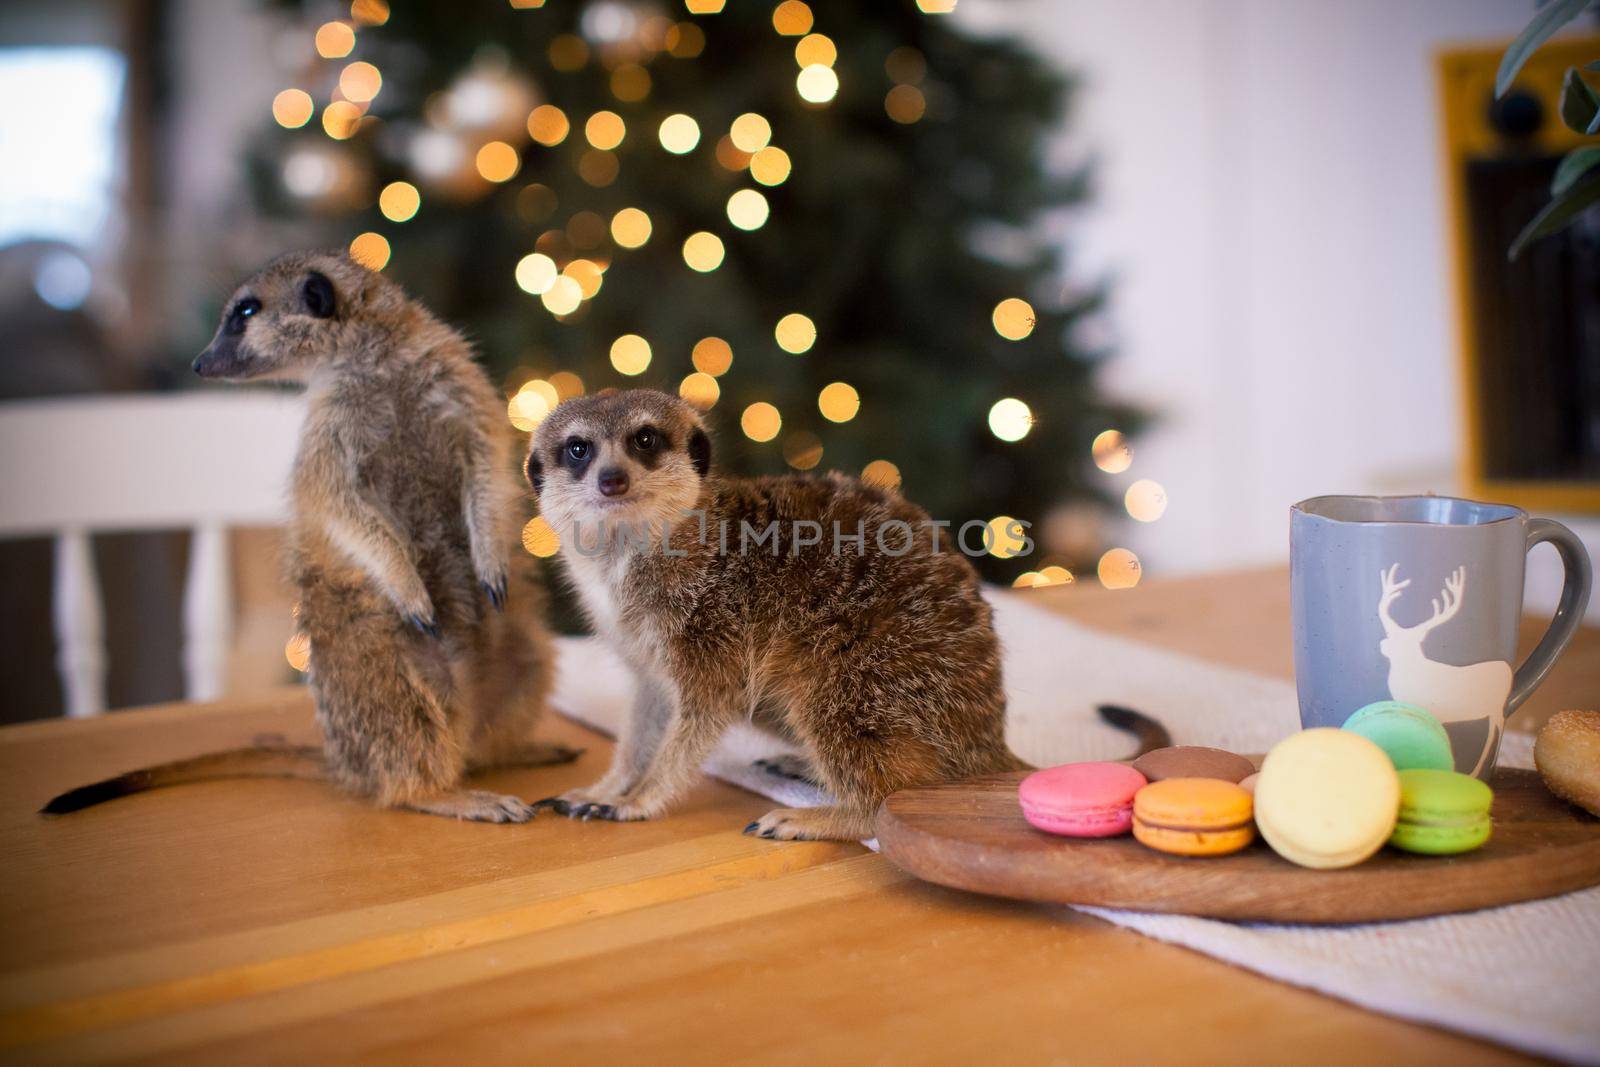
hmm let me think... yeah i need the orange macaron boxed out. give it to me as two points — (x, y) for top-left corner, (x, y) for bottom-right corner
(1132, 778), (1256, 857)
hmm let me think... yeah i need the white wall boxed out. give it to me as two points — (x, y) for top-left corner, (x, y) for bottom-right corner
(961, 0), (1593, 618)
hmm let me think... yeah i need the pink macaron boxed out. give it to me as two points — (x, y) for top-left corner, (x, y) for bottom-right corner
(1018, 762), (1148, 837)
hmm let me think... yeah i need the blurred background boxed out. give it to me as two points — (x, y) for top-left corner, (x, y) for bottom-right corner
(0, 0), (1596, 720)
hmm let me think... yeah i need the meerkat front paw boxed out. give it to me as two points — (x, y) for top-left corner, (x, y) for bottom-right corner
(743, 805), (876, 841)
(405, 789), (537, 823)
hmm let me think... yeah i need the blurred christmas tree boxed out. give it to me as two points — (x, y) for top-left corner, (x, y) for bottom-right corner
(249, 0), (1143, 588)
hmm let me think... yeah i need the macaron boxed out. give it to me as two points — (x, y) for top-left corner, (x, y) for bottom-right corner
(1132, 745), (1255, 784)
(1254, 729), (1400, 869)
(1238, 772), (1259, 795)
(1389, 769), (1493, 855)
(1018, 761), (1147, 837)
(1131, 778), (1256, 857)
(1342, 701), (1454, 772)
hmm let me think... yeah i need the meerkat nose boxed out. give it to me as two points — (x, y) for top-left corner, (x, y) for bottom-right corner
(597, 468), (630, 498)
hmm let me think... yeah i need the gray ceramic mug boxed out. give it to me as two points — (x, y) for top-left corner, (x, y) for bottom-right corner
(1291, 495), (1591, 778)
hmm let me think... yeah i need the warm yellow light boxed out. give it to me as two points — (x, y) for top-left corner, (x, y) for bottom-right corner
(726, 188), (769, 230)
(541, 275), (583, 315)
(378, 181), (420, 222)
(315, 21), (355, 59)
(793, 33), (836, 68)
(988, 398), (1033, 442)
(521, 378), (560, 410)
(992, 297), (1036, 341)
(885, 84), (926, 124)
(285, 632), (312, 672)
(522, 516), (561, 557)
(549, 34), (589, 71)
(1125, 479), (1168, 522)
(564, 259), (603, 300)
(916, 0), (958, 11)
(509, 0), (547, 7)
(774, 312), (816, 353)
(986, 516), (1028, 559)
(567, 210), (607, 249)
(667, 23), (706, 58)
(729, 112), (772, 153)
(578, 150), (619, 187)
(549, 370), (584, 399)
(772, 0), (813, 35)
(515, 252), (558, 294)
(527, 104), (570, 146)
(610, 63), (651, 103)
(1039, 565), (1074, 586)
(322, 100), (363, 140)
(817, 381), (859, 422)
(716, 135), (752, 171)
(782, 431), (823, 470)
(517, 183), (557, 222)
(861, 459), (901, 490)
(682, 231), (725, 272)
(339, 61), (382, 103)
(692, 337), (733, 376)
(585, 110), (626, 150)
(351, 0), (390, 23)
(1092, 429), (1132, 473)
(796, 65), (839, 105)
(476, 141), (520, 182)
(272, 89), (314, 129)
(750, 145), (792, 185)
(1013, 572), (1043, 589)
(507, 387), (550, 431)
(684, 0), (725, 11)
(1098, 548), (1142, 590)
(611, 207), (652, 248)
(741, 402), (781, 442)
(610, 334), (652, 375)
(349, 232), (391, 270)
(679, 372), (720, 410)
(658, 113), (701, 154)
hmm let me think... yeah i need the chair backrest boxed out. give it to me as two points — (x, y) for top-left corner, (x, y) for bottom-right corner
(0, 391), (306, 716)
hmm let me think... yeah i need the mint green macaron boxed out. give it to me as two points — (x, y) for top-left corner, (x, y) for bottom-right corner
(1388, 769), (1493, 855)
(1342, 701), (1454, 772)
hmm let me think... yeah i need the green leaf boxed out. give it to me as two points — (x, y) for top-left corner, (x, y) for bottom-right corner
(1562, 67), (1600, 131)
(1554, 145), (1600, 194)
(1497, 0), (1593, 97)
(1510, 170), (1600, 259)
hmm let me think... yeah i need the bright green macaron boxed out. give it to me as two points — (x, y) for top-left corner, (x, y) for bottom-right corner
(1342, 701), (1454, 772)
(1388, 769), (1493, 855)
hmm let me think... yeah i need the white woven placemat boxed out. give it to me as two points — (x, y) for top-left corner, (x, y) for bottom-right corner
(550, 591), (1600, 1063)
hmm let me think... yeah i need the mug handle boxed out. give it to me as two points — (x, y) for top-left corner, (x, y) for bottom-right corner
(1507, 518), (1593, 716)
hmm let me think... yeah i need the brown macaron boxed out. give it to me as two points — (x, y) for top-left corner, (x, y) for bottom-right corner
(1132, 745), (1255, 784)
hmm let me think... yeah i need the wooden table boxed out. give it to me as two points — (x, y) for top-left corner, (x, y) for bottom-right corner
(2, 568), (1592, 1064)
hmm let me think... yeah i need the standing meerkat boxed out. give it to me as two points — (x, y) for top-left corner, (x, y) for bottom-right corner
(44, 251), (570, 822)
(526, 389), (1164, 841)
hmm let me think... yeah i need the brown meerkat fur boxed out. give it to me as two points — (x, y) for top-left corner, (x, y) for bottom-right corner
(525, 389), (1162, 841)
(43, 251), (571, 822)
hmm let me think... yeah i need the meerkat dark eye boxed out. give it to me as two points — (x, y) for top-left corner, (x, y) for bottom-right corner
(224, 297), (261, 336)
(566, 439), (591, 462)
(631, 427), (658, 452)
(301, 272), (336, 319)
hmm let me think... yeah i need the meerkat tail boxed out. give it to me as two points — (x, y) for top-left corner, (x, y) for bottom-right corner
(40, 739), (325, 815)
(1096, 704), (1172, 757)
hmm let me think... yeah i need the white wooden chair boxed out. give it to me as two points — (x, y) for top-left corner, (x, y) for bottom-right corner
(0, 392), (306, 716)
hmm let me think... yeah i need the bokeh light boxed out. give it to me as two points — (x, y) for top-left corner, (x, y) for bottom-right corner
(750, 146), (792, 185)
(988, 398), (1033, 442)
(885, 84), (926, 124)
(339, 61), (382, 103)
(885, 46), (927, 84)
(349, 232), (390, 270)
(679, 372), (720, 410)
(541, 275), (583, 315)
(772, 0), (813, 35)
(729, 112), (772, 152)
(351, 0), (390, 24)
(741, 402), (781, 442)
(315, 21), (355, 59)
(794, 34), (837, 67)
(522, 516), (561, 557)
(563, 258), (603, 299)
(322, 101), (362, 139)
(549, 34), (589, 70)
(861, 459), (902, 490)
(549, 370), (585, 399)
(507, 385), (551, 431)
(517, 183), (557, 222)
(817, 381), (859, 422)
(611, 207), (652, 248)
(378, 181), (420, 222)
(716, 136), (753, 171)
(567, 210), (607, 249)
(578, 150), (619, 186)
(667, 22), (706, 57)
(783, 431), (823, 470)
(992, 297), (1036, 340)
(987, 516), (1028, 559)
(527, 104), (570, 145)
(774, 312), (816, 353)
(611, 63), (651, 102)
(272, 89), (314, 129)
(916, 0), (958, 11)
(658, 113), (701, 154)
(1092, 429), (1133, 473)
(610, 334), (652, 375)
(682, 231), (725, 272)
(476, 141), (520, 182)
(796, 65), (839, 104)
(1125, 479), (1168, 522)
(692, 337), (733, 376)
(285, 633), (312, 672)
(515, 252), (558, 294)
(1098, 548), (1142, 589)
(726, 188), (770, 230)
(585, 110), (626, 150)
(684, 0), (725, 12)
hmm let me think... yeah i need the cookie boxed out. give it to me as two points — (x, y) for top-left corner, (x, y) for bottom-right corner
(1535, 710), (1600, 818)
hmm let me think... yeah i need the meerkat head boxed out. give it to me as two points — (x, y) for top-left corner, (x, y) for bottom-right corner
(527, 390), (712, 536)
(193, 250), (405, 383)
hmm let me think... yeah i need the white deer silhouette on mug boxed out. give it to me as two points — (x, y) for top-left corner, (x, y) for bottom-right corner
(1377, 563), (1513, 776)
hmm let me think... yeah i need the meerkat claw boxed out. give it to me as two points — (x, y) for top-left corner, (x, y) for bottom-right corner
(533, 796), (570, 814)
(405, 613), (440, 639)
(743, 821), (760, 835)
(481, 578), (507, 610)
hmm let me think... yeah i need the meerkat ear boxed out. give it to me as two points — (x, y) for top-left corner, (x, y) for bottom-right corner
(301, 272), (337, 319)
(525, 452), (545, 493)
(688, 428), (711, 478)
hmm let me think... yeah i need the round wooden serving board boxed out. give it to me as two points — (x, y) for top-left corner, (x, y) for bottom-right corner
(875, 768), (1600, 923)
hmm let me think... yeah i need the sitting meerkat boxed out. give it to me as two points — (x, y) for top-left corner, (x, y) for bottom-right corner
(526, 389), (1162, 841)
(44, 251), (571, 823)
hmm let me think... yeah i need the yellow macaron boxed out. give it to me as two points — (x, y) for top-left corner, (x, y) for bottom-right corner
(1254, 728), (1400, 869)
